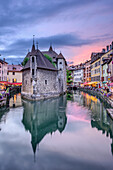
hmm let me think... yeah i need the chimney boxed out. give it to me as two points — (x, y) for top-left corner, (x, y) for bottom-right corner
(110, 44), (112, 50)
(102, 48), (105, 53)
(106, 45), (109, 52)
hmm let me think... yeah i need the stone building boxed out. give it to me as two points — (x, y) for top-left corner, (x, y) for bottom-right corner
(22, 42), (67, 100)
(42, 46), (67, 92)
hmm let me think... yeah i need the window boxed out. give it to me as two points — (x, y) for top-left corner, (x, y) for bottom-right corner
(12, 72), (15, 75)
(32, 69), (34, 76)
(12, 79), (17, 83)
(59, 62), (62, 64)
(7, 72), (9, 75)
(45, 80), (47, 85)
(32, 56), (34, 62)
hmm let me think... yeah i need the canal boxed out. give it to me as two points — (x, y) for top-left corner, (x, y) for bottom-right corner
(0, 91), (113, 170)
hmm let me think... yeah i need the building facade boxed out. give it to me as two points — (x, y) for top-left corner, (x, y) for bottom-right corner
(7, 64), (23, 83)
(100, 42), (113, 86)
(84, 60), (91, 83)
(91, 52), (105, 83)
(73, 67), (84, 85)
(0, 59), (8, 81)
(102, 61), (108, 86)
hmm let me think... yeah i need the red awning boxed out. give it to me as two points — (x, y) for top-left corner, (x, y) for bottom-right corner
(0, 81), (22, 86)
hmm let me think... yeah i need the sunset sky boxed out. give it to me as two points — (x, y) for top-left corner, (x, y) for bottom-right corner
(0, 0), (113, 65)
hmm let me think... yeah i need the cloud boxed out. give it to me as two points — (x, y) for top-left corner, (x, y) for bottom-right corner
(0, 33), (102, 57)
(0, 0), (102, 30)
(0, 32), (110, 60)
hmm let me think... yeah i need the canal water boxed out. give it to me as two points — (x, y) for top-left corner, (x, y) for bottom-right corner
(0, 91), (113, 170)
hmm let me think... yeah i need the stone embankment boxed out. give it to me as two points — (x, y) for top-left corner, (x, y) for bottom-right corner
(77, 87), (113, 120)
(21, 92), (63, 101)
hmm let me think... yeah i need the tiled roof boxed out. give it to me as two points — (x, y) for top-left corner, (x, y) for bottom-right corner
(0, 59), (8, 64)
(57, 52), (67, 65)
(8, 64), (23, 71)
(23, 48), (58, 71)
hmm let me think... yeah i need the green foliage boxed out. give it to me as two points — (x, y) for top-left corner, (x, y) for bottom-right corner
(67, 93), (73, 101)
(44, 54), (52, 63)
(67, 70), (73, 85)
(67, 79), (73, 83)
(44, 54), (56, 67)
(22, 57), (29, 66)
(6, 88), (9, 93)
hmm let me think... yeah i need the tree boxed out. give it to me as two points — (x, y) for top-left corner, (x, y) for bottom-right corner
(67, 70), (73, 85)
(44, 54), (56, 67)
(22, 57), (29, 66)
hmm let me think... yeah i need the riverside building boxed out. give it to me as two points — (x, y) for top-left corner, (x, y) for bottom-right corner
(22, 41), (67, 100)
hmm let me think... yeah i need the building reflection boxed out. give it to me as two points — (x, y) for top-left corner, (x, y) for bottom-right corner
(22, 95), (67, 156)
(9, 93), (22, 108)
(71, 90), (113, 156)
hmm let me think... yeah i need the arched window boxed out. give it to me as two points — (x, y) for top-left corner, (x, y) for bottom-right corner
(32, 56), (34, 63)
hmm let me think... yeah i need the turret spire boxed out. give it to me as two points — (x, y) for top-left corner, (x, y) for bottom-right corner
(49, 43), (53, 51)
(31, 35), (35, 52)
(36, 41), (38, 51)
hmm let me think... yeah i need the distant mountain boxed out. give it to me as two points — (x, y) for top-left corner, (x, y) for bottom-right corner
(5, 58), (24, 65)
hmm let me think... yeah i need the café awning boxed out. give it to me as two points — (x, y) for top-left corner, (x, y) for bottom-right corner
(88, 81), (99, 85)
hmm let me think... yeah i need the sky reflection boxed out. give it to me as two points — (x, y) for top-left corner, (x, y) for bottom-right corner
(0, 93), (113, 170)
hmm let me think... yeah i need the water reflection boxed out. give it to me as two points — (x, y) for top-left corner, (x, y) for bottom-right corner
(22, 95), (67, 155)
(69, 90), (113, 156)
(9, 93), (22, 108)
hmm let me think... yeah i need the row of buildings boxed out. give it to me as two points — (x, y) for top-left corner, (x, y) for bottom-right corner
(68, 41), (113, 89)
(0, 59), (23, 83)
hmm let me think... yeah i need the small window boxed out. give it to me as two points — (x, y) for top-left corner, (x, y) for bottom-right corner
(32, 69), (34, 76)
(32, 56), (34, 62)
(13, 72), (15, 75)
(60, 68), (62, 71)
(60, 62), (62, 64)
(7, 72), (9, 75)
(45, 80), (47, 85)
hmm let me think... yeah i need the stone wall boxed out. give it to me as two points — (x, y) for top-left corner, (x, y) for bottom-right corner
(36, 69), (59, 94)
(22, 69), (33, 94)
(57, 59), (67, 93)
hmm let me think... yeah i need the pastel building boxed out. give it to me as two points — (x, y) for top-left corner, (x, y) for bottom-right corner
(84, 60), (91, 83)
(7, 64), (23, 83)
(0, 58), (8, 81)
(100, 42), (113, 86)
(91, 52), (105, 85)
(73, 66), (84, 85)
